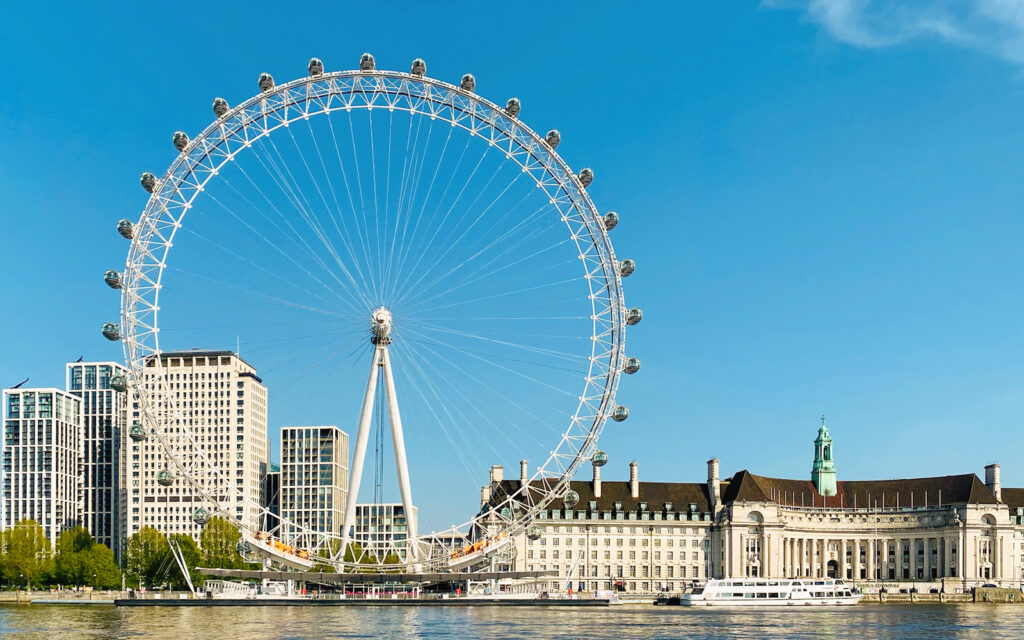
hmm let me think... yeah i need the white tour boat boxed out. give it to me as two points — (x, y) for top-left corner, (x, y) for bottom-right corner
(682, 578), (862, 607)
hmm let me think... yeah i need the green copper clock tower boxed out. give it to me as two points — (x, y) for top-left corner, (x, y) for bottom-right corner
(811, 416), (837, 496)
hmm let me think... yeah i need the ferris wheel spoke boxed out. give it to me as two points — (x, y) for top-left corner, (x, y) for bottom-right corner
(390, 140), (491, 300)
(399, 219), (571, 311)
(282, 124), (374, 307)
(393, 156), (522, 301)
(400, 325), (580, 398)
(263, 131), (374, 310)
(410, 275), (586, 315)
(395, 342), (515, 474)
(302, 117), (374, 297)
(388, 341), (488, 487)
(386, 124), (453, 303)
(223, 158), (357, 292)
(401, 321), (590, 365)
(241, 142), (369, 309)
(395, 336), (554, 450)
(175, 225), (361, 316)
(325, 113), (376, 296)
(383, 109), (432, 303)
(344, 115), (378, 299)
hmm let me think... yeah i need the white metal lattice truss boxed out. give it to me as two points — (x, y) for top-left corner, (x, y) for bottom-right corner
(112, 57), (634, 572)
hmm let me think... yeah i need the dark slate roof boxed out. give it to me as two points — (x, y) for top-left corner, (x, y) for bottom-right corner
(724, 471), (998, 508)
(492, 479), (712, 513)
(1002, 488), (1024, 512)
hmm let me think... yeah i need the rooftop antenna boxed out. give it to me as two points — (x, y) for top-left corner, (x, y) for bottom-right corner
(75, 356), (83, 363)
(236, 335), (240, 356)
(10, 378), (29, 389)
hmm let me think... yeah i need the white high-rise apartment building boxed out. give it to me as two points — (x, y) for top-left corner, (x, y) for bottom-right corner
(280, 426), (348, 546)
(66, 361), (127, 559)
(2, 388), (81, 545)
(126, 350), (268, 538)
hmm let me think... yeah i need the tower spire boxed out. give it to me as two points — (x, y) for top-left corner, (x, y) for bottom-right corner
(811, 416), (837, 496)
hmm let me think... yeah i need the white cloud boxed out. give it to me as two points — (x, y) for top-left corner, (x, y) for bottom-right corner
(772, 0), (1024, 64)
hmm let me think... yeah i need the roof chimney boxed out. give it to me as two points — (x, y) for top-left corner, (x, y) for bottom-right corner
(985, 463), (1002, 502)
(708, 458), (721, 513)
(520, 460), (528, 483)
(480, 484), (491, 507)
(629, 460), (639, 499)
(489, 465), (503, 484)
(593, 459), (602, 499)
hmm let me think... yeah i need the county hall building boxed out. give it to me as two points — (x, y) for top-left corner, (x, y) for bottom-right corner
(487, 422), (1024, 594)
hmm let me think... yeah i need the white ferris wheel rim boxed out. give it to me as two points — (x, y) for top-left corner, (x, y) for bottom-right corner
(118, 62), (628, 571)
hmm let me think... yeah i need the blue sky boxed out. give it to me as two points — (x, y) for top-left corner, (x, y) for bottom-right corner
(3, 1), (1024, 527)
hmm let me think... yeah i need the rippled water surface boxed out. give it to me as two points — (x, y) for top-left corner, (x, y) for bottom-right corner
(1, 603), (1022, 639)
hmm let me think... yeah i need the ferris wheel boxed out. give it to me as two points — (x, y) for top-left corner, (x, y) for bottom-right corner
(101, 53), (642, 572)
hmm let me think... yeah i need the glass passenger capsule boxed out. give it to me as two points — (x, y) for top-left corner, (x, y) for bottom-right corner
(140, 172), (157, 193)
(460, 74), (476, 91)
(101, 323), (121, 341)
(526, 525), (543, 541)
(258, 72), (274, 92)
(411, 58), (426, 77)
(626, 308), (643, 326)
(104, 269), (122, 289)
(563, 490), (580, 508)
(611, 406), (630, 422)
(109, 374), (128, 393)
(619, 259), (635, 277)
(592, 450), (609, 467)
(603, 211), (619, 231)
(578, 168), (594, 188)
(623, 357), (641, 374)
(172, 131), (189, 152)
(212, 97), (229, 117)
(117, 219), (134, 239)
(505, 97), (521, 118)
(545, 129), (561, 149)
(193, 508), (209, 525)
(129, 423), (145, 442)
(308, 57), (324, 76)
(360, 53), (375, 71)
(157, 470), (174, 486)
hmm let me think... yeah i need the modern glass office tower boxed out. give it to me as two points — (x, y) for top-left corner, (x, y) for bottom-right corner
(354, 503), (418, 561)
(2, 388), (82, 545)
(66, 361), (127, 559)
(280, 426), (348, 547)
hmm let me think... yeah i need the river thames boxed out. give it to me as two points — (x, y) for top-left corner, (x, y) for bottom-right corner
(0, 603), (1022, 639)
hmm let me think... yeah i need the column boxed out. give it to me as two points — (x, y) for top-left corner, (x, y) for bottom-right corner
(924, 537), (931, 580)
(866, 540), (874, 580)
(909, 537), (916, 579)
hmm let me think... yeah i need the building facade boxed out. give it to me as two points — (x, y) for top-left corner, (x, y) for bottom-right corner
(489, 425), (1024, 593)
(2, 388), (82, 545)
(279, 426), (349, 547)
(354, 503), (418, 561)
(66, 361), (127, 558)
(126, 350), (269, 538)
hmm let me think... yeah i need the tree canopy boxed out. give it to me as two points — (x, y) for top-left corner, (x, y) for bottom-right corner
(199, 517), (247, 570)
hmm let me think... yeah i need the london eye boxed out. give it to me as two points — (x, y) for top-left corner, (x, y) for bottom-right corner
(102, 53), (641, 572)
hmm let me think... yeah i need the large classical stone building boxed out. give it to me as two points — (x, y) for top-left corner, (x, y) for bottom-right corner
(489, 423), (1024, 593)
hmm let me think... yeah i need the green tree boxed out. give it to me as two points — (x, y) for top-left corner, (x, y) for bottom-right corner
(125, 527), (169, 589)
(53, 526), (95, 586)
(79, 544), (121, 590)
(199, 517), (245, 569)
(3, 520), (52, 588)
